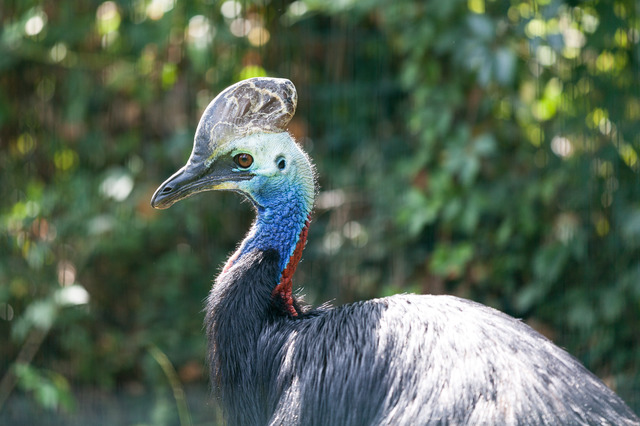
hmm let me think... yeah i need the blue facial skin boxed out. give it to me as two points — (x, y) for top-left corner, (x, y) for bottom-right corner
(236, 176), (312, 274)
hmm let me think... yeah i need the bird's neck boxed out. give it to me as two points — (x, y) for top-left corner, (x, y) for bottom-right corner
(206, 249), (282, 420)
(223, 189), (312, 316)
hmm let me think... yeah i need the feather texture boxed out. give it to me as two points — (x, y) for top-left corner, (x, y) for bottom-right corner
(206, 249), (639, 426)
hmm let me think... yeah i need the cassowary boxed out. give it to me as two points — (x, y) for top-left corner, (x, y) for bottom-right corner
(151, 77), (639, 425)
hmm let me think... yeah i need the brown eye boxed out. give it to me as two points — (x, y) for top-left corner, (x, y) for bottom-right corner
(234, 153), (253, 169)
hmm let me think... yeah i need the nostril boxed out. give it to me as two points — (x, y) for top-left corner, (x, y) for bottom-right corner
(162, 186), (172, 194)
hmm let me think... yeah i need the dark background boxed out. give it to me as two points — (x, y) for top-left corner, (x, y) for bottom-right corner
(1, 0), (639, 424)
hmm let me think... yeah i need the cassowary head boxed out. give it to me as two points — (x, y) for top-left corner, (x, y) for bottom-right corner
(151, 77), (315, 212)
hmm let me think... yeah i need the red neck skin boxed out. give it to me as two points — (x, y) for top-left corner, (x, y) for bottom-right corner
(272, 217), (311, 317)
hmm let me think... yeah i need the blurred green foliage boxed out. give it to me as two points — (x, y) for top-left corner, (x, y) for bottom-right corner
(1, 0), (638, 421)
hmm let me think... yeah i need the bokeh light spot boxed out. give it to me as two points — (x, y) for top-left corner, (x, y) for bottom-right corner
(25, 13), (46, 37)
(187, 15), (215, 48)
(58, 260), (77, 287)
(0, 303), (14, 321)
(100, 170), (134, 201)
(229, 18), (251, 37)
(146, 0), (175, 21)
(551, 136), (574, 158)
(247, 26), (270, 47)
(221, 1), (242, 19)
(54, 149), (79, 172)
(289, 1), (308, 17)
(239, 65), (267, 81)
(16, 133), (36, 155)
(97, 1), (121, 35)
(50, 43), (68, 62)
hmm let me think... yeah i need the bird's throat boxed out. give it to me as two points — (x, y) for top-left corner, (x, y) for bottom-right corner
(221, 203), (312, 318)
(272, 216), (310, 317)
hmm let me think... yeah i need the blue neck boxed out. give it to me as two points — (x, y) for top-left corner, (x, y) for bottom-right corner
(238, 188), (311, 273)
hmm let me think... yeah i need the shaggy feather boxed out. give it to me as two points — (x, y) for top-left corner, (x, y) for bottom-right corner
(206, 249), (639, 426)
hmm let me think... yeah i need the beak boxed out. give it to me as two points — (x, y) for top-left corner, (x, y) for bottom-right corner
(151, 162), (207, 209)
(150, 157), (254, 209)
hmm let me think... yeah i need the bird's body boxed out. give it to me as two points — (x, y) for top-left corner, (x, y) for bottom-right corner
(151, 77), (639, 425)
(207, 248), (637, 425)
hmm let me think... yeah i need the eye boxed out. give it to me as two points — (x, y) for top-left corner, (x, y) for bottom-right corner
(277, 157), (286, 170)
(234, 153), (253, 169)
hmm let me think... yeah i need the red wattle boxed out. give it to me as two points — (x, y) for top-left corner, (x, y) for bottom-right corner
(273, 216), (311, 317)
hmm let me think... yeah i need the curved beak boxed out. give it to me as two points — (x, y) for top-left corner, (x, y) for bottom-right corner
(151, 162), (207, 209)
(150, 157), (253, 209)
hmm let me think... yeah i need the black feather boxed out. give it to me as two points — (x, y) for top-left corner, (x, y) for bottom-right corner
(206, 249), (639, 426)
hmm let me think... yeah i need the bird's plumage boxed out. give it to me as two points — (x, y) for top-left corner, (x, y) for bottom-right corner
(151, 77), (639, 425)
(207, 248), (638, 425)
